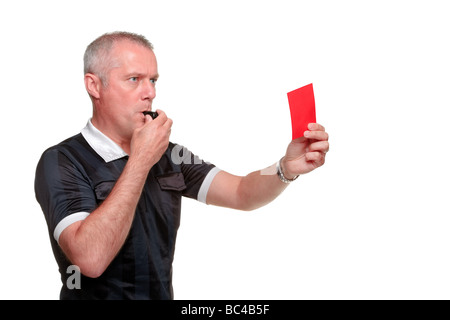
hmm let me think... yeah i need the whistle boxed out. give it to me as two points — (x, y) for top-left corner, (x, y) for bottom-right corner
(143, 111), (158, 119)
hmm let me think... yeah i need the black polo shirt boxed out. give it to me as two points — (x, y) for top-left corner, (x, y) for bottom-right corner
(35, 120), (220, 299)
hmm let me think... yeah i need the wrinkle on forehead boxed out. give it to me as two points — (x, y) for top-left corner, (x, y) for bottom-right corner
(103, 40), (156, 84)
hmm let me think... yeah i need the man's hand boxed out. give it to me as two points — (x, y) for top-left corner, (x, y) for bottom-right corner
(130, 109), (172, 168)
(282, 123), (329, 179)
(206, 123), (329, 211)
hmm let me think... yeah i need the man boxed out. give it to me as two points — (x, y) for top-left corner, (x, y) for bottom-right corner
(35, 31), (329, 299)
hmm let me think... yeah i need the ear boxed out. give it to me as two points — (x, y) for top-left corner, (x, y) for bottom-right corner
(84, 73), (101, 99)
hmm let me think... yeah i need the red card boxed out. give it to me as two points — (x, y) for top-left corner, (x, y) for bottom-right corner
(287, 83), (316, 140)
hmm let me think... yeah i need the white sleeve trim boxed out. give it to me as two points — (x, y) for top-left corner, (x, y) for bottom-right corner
(53, 212), (90, 244)
(197, 167), (222, 204)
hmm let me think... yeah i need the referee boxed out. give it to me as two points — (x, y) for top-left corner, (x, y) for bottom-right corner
(35, 31), (329, 299)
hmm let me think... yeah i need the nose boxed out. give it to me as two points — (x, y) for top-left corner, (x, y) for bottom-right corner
(141, 79), (156, 101)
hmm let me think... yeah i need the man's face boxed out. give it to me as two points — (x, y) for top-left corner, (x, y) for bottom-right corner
(96, 40), (159, 142)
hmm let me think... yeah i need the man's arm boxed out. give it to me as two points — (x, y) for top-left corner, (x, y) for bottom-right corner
(206, 123), (329, 210)
(59, 112), (172, 278)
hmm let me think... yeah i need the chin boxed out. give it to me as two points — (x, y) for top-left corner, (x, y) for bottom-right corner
(135, 113), (146, 124)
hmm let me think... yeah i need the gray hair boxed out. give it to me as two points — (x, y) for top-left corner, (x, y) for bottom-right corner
(83, 31), (154, 86)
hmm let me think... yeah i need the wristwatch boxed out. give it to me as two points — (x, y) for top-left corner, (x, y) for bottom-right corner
(276, 158), (299, 184)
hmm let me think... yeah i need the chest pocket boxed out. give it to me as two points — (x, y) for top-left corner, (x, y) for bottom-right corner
(94, 181), (116, 201)
(156, 172), (186, 192)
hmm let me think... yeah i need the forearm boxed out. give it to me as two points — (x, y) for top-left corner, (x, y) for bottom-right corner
(60, 156), (151, 277)
(236, 163), (289, 211)
(60, 112), (172, 278)
(207, 162), (289, 211)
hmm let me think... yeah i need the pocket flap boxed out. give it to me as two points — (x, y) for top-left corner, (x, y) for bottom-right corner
(156, 172), (186, 191)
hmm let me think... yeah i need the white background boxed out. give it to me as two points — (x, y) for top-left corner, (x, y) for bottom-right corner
(1, 0), (449, 300)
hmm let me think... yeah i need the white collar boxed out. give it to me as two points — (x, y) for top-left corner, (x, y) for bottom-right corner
(80, 119), (128, 163)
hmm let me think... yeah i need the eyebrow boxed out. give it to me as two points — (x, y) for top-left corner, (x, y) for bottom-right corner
(124, 72), (159, 79)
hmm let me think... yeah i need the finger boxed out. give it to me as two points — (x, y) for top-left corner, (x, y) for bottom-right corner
(163, 117), (173, 130)
(304, 130), (329, 141)
(308, 140), (330, 153)
(144, 114), (153, 123)
(155, 109), (168, 122)
(308, 123), (325, 131)
(305, 151), (326, 166)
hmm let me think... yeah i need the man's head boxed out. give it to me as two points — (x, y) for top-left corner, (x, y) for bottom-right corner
(84, 31), (159, 147)
(84, 31), (154, 86)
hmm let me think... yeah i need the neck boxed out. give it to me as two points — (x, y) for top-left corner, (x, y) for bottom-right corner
(91, 115), (132, 155)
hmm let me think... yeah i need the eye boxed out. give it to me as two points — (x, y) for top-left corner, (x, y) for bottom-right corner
(150, 78), (157, 84)
(129, 77), (138, 82)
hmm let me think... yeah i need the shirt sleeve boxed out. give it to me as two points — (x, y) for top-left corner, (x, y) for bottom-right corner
(35, 147), (97, 243)
(175, 144), (221, 203)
